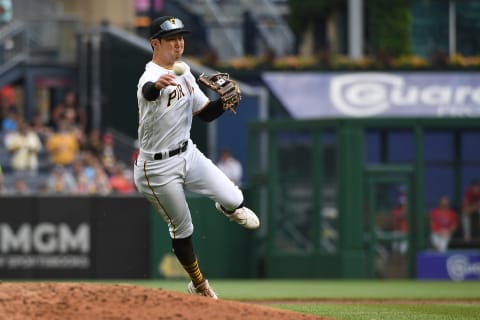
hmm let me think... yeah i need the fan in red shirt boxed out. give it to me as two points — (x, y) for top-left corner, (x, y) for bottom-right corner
(109, 162), (135, 194)
(461, 180), (480, 241)
(430, 195), (458, 252)
(392, 204), (408, 234)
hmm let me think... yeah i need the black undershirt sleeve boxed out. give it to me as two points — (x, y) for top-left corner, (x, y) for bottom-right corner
(197, 99), (225, 122)
(142, 81), (161, 101)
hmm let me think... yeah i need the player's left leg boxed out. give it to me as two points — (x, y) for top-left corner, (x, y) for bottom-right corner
(184, 146), (260, 229)
(172, 236), (217, 299)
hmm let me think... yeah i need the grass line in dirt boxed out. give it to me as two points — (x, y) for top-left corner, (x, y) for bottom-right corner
(126, 279), (480, 300)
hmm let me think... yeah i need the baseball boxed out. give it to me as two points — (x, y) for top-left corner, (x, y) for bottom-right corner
(173, 61), (186, 76)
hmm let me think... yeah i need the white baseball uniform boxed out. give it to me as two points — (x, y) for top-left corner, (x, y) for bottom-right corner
(133, 61), (243, 239)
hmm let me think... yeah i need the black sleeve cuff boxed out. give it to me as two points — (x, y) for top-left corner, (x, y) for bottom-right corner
(142, 81), (161, 101)
(197, 99), (225, 122)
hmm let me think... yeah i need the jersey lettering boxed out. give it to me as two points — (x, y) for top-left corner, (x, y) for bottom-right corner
(183, 79), (194, 95)
(167, 84), (186, 107)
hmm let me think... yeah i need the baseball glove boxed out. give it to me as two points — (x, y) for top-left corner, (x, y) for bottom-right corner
(198, 72), (241, 114)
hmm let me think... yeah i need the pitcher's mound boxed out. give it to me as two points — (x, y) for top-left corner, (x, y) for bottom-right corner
(0, 282), (326, 320)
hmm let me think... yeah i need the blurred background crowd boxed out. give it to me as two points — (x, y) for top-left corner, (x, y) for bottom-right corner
(0, 86), (136, 195)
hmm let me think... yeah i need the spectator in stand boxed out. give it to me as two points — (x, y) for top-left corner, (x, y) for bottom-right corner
(100, 132), (116, 176)
(391, 185), (408, 254)
(75, 172), (93, 194)
(109, 162), (135, 194)
(13, 178), (30, 195)
(81, 149), (98, 182)
(1, 107), (18, 136)
(72, 154), (109, 195)
(4, 120), (43, 175)
(46, 165), (76, 194)
(30, 111), (53, 143)
(92, 162), (111, 195)
(0, 167), (10, 195)
(50, 90), (87, 131)
(46, 119), (80, 170)
(71, 157), (95, 194)
(461, 180), (480, 241)
(71, 157), (85, 180)
(430, 195), (458, 252)
(217, 148), (243, 186)
(0, 179), (10, 195)
(37, 182), (49, 194)
(84, 128), (103, 156)
(0, 85), (17, 118)
(71, 124), (87, 152)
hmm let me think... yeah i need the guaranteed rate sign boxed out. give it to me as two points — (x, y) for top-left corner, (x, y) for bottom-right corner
(417, 251), (480, 281)
(263, 72), (480, 118)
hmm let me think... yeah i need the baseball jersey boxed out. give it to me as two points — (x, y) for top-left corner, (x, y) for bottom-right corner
(136, 61), (209, 154)
(392, 205), (408, 233)
(462, 186), (480, 212)
(430, 208), (458, 233)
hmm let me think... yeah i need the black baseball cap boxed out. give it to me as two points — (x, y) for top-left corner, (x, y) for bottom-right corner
(149, 16), (191, 39)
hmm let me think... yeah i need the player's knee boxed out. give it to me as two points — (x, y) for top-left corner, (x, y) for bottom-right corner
(218, 190), (244, 211)
(170, 222), (193, 239)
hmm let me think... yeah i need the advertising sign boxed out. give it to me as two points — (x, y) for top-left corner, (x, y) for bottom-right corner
(263, 72), (480, 118)
(416, 251), (480, 281)
(0, 197), (93, 278)
(0, 222), (90, 271)
(0, 196), (150, 279)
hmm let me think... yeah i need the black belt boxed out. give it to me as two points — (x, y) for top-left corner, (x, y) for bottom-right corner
(154, 141), (188, 160)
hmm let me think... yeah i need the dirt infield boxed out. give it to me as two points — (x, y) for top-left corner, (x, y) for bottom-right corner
(0, 282), (328, 320)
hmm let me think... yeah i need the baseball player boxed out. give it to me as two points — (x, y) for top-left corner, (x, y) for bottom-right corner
(133, 16), (260, 299)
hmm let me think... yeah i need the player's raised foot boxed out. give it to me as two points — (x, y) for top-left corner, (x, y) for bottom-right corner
(187, 280), (218, 299)
(215, 202), (260, 230)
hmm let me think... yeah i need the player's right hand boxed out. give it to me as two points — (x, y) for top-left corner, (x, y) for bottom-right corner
(155, 74), (177, 89)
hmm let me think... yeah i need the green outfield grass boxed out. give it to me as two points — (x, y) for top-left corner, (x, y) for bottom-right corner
(126, 279), (480, 300)
(277, 303), (480, 320)
(123, 279), (480, 320)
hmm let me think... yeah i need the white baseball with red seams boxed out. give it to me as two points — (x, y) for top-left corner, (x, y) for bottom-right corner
(133, 60), (245, 239)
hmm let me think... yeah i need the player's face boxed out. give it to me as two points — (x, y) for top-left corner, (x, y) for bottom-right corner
(439, 196), (449, 208)
(156, 35), (184, 64)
